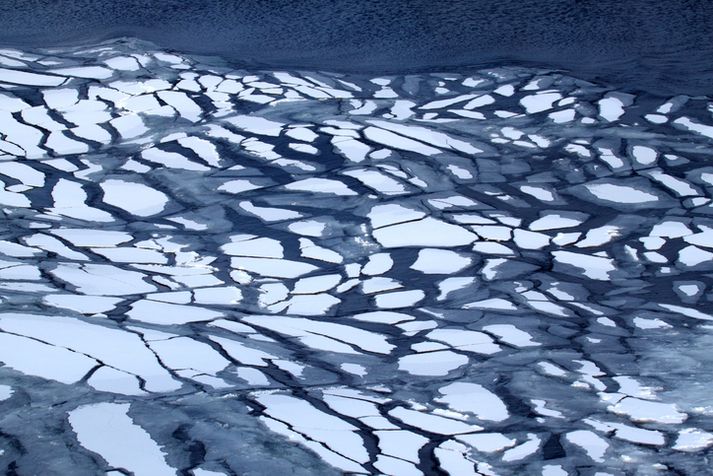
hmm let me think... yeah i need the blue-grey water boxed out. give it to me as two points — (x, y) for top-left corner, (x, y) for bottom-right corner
(1, 0), (713, 96)
(0, 3), (713, 476)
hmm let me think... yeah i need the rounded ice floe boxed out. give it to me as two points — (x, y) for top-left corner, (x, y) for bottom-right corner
(436, 382), (509, 421)
(100, 179), (169, 216)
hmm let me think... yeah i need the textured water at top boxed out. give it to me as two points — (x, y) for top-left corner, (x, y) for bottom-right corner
(0, 0), (712, 96)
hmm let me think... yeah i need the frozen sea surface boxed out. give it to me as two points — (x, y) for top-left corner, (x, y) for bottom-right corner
(0, 39), (712, 475)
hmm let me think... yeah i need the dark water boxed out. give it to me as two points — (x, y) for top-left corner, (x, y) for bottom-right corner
(1, 0), (712, 96)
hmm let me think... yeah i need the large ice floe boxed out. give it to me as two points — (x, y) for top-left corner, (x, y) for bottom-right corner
(0, 39), (712, 475)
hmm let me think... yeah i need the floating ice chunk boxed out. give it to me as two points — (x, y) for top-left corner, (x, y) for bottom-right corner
(128, 300), (221, 325)
(520, 185), (555, 202)
(142, 148), (209, 171)
(530, 213), (584, 231)
(0, 385), (12, 401)
(225, 115), (283, 136)
(375, 289), (424, 309)
(368, 204), (425, 228)
(368, 120), (482, 154)
(51, 228), (132, 247)
(631, 145), (657, 165)
(552, 251), (615, 281)
(362, 253), (393, 275)
(51, 263), (155, 296)
(464, 298), (516, 311)
(284, 177), (356, 196)
(343, 168), (407, 194)
(245, 315), (393, 354)
(598, 96), (625, 121)
(483, 324), (539, 347)
(43, 294), (121, 314)
(374, 218), (476, 248)
(398, 351), (469, 376)
(420, 94), (478, 110)
(646, 170), (699, 197)
(673, 428), (713, 452)
(239, 201), (302, 221)
(658, 303), (713, 321)
(520, 92), (562, 114)
(0, 332), (95, 384)
(410, 248), (471, 274)
(673, 117), (713, 139)
(436, 382), (509, 421)
(157, 91), (202, 121)
(289, 220), (326, 237)
(389, 406), (479, 435)
(285, 127), (318, 142)
(0, 162), (44, 187)
(566, 430), (608, 462)
(609, 397), (686, 424)
(678, 245), (713, 267)
(0, 313), (179, 392)
(576, 225), (620, 248)
(69, 403), (176, 476)
(0, 67), (65, 86)
(221, 236), (283, 258)
(464, 95), (495, 109)
(101, 179), (168, 216)
(428, 329), (500, 354)
(585, 182), (660, 204)
(293, 274), (341, 294)
(363, 126), (440, 156)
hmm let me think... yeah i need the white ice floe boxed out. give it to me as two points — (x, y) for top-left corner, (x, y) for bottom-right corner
(672, 428), (713, 452)
(284, 177), (356, 196)
(482, 324), (539, 347)
(69, 403), (176, 476)
(101, 179), (168, 216)
(374, 218), (477, 248)
(598, 96), (625, 122)
(398, 350), (469, 376)
(410, 248), (471, 274)
(552, 251), (616, 281)
(0, 67), (65, 86)
(608, 397), (687, 424)
(128, 299), (221, 325)
(520, 92), (562, 114)
(566, 430), (608, 462)
(436, 382), (509, 421)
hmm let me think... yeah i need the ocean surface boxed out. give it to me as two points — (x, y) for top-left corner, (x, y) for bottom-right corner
(1, 0), (713, 96)
(0, 3), (713, 476)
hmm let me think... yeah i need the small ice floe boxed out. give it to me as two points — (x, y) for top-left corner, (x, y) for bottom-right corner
(672, 428), (713, 452)
(0, 67), (65, 86)
(608, 397), (687, 424)
(436, 382), (509, 421)
(284, 177), (356, 196)
(69, 402), (176, 476)
(520, 92), (562, 114)
(398, 350), (469, 376)
(552, 251), (616, 280)
(101, 179), (168, 216)
(373, 218), (477, 248)
(410, 248), (471, 274)
(565, 430), (608, 462)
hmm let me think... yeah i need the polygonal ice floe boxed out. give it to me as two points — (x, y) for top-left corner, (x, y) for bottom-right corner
(69, 403), (176, 476)
(373, 218), (477, 248)
(398, 351), (469, 376)
(101, 179), (168, 216)
(410, 248), (472, 274)
(436, 382), (509, 421)
(608, 397), (687, 424)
